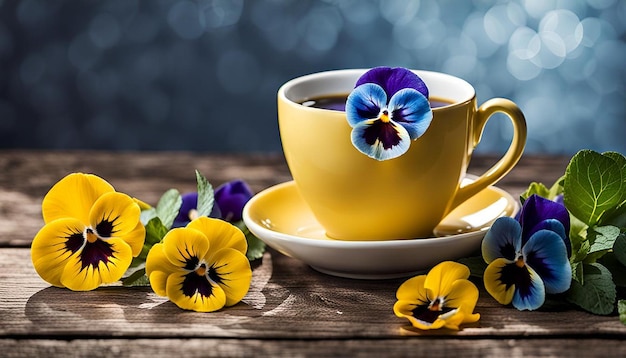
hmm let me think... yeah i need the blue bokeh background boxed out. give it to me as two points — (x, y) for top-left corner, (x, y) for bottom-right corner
(1, 0), (624, 154)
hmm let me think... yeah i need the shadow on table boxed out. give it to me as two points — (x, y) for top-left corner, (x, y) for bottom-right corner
(24, 249), (409, 337)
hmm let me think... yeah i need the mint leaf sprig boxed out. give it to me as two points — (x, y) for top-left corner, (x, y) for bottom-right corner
(521, 150), (626, 317)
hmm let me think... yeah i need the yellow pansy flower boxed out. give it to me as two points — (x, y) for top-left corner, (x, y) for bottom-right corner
(31, 173), (145, 291)
(393, 261), (480, 330)
(145, 216), (251, 312)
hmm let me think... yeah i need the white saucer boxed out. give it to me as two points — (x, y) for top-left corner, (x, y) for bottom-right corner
(242, 177), (519, 279)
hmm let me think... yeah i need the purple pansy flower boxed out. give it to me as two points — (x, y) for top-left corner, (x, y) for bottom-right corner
(345, 67), (433, 161)
(482, 194), (572, 311)
(172, 179), (253, 227)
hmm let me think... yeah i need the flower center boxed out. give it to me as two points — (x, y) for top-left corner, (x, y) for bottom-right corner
(412, 297), (455, 325)
(195, 263), (207, 276)
(429, 297), (442, 311)
(379, 109), (390, 123)
(188, 208), (199, 221)
(515, 256), (525, 268)
(85, 228), (99, 243)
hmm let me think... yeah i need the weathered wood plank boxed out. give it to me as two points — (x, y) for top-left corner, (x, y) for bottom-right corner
(0, 150), (292, 247)
(0, 150), (569, 247)
(1, 338), (625, 358)
(2, 248), (624, 340)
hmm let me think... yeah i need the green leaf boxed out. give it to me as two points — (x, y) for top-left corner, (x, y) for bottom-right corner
(570, 232), (590, 265)
(456, 256), (487, 278)
(156, 188), (182, 229)
(122, 268), (150, 287)
(598, 252), (626, 288)
(140, 207), (157, 226)
(520, 177), (565, 203)
(602, 151), (626, 202)
(195, 170), (215, 218)
(568, 215), (589, 265)
(521, 182), (551, 202)
(233, 220), (266, 261)
(600, 202), (626, 230)
(588, 225), (621, 255)
(619, 300), (626, 325)
(131, 216), (169, 264)
(548, 176), (565, 199)
(145, 216), (169, 243)
(564, 150), (624, 227)
(571, 261), (583, 283)
(566, 263), (616, 315)
(614, 233), (626, 267)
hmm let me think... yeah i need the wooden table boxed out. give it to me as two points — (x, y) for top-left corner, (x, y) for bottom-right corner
(1, 150), (624, 357)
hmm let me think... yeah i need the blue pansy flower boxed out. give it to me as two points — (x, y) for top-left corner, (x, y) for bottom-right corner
(345, 67), (433, 161)
(482, 194), (572, 311)
(172, 179), (253, 227)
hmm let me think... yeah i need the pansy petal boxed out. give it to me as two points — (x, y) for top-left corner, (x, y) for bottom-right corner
(394, 275), (437, 329)
(393, 300), (447, 330)
(166, 271), (227, 312)
(355, 67), (428, 98)
(482, 217), (522, 263)
(89, 192), (145, 256)
(457, 308), (480, 326)
(443, 279), (480, 315)
(187, 217), (247, 254)
(215, 180), (254, 222)
(423, 261), (470, 298)
(395, 275), (429, 304)
(175, 192), (198, 222)
(146, 243), (179, 296)
(393, 299), (418, 321)
(519, 195), (570, 247)
(126, 221), (147, 257)
(388, 88), (433, 140)
(93, 239), (134, 284)
(351, 119), (411, 161)
(205, 248), (252, 306)
(172, 192), (198, 227)
(133, 197), (152, 210)
(60, 237), (132, 291)
(483, 258), (516, 305)
(523, 230), (572, 294)
(439, 309), (467, 330)
(528, 219), (571, 258)
(42, 173), (115, 224)
(31, 218), (86, 287)
(146, 243), (178, 276)
(161, 227), (210, 269)
(172, 192), (222, 228)
(148, 270), (170, 297)
(345, 83), (386, 127)
(511, 265), (546, 311)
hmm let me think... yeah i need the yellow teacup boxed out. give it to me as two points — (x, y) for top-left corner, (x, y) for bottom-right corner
(278, 69), (526, 240)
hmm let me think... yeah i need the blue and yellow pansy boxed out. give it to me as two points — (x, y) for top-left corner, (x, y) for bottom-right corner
(346, 67), (433, 161)
(482, 194), (572, 310)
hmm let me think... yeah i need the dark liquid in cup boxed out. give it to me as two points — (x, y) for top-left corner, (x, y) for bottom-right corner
(300, 94), (454, 111)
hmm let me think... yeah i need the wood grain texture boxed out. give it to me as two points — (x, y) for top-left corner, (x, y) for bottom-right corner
(2, 248), (625, 340)
(0, 150), (291, 247)
(2, 338), (625, 358)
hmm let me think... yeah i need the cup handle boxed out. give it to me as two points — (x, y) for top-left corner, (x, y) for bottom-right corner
(449, 98), (527, 211)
